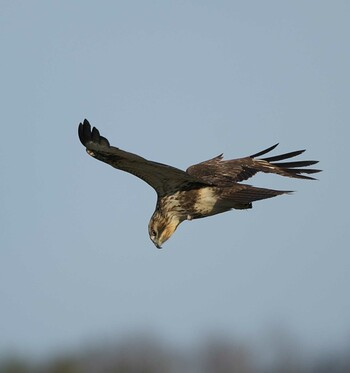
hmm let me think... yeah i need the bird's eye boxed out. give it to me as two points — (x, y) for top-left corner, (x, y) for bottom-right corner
(151, 229), (157, 237)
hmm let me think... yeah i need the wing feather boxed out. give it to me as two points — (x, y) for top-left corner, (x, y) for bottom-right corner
(78, 119), (207, 196)
(186, 144), (321, 184)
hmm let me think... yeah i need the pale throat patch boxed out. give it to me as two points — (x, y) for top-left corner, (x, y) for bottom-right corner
(194, 187), (217, 214)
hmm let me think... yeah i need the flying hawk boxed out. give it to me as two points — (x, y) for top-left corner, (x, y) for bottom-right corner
(78, 119), (320, 248)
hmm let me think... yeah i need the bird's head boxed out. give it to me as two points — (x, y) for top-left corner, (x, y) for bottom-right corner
(148, 211), (181, 249)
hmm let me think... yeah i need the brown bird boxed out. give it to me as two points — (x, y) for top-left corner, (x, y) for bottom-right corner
(78, 119), (320, 248)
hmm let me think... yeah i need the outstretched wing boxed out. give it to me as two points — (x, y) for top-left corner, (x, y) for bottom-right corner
(78, 119), (207, 196)
(186, 143), (321, 185)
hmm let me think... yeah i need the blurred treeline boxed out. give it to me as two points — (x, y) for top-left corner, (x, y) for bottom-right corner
(1, 333), (350, 373)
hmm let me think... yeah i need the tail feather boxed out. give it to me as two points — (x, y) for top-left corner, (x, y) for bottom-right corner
(219, 184), (291, 209)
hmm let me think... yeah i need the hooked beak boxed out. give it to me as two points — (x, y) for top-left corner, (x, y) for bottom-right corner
(150, 236), (162, 249)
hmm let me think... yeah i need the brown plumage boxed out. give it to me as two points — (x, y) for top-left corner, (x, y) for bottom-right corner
(78, 119), (321, 248)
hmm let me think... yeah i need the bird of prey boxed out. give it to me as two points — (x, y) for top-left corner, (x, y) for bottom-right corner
(78, 119), (320, 248)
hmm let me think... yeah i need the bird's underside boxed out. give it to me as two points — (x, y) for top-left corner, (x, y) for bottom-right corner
(78, 119), (321, 248)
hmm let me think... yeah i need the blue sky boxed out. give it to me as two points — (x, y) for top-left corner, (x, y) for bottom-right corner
(0, 0), (349, 359)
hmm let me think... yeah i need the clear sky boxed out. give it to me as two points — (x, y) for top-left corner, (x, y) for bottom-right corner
(1, 0), (349, 360)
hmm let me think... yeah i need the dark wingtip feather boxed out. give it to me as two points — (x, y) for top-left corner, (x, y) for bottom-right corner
(297, 175), (318, 180)
(78, 119), (110, 148)
(91, 127), (100, 142)
(250, 143), (279, 158)
(251, 143), (321, 181)
(263, 149), (306, 162)
(288, 168), (322, 180)
(100, 136), (110, 147)
(78, 120), (91, 146)
(290, 168), (321, 174)
(273, 160), (319, 168)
